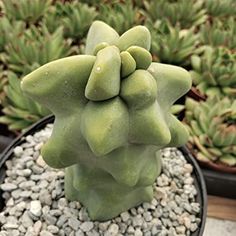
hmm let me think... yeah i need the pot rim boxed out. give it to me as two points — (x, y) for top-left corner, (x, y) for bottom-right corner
(0, 115), (207, 236)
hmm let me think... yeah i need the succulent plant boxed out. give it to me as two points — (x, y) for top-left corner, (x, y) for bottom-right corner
(144, 0), (207, 29)
(5, 25), (73, 75)
(96, 1), (144, 34)
(2, 0), (51, 24)
(191, 46), (236, 98)
(0, 17), (26, 63)
(21, 21), (191, 220)
(0, 72), (50, 131)
(204, 0), (236, 18)
(44, 1), (97, 42)
(185, 97), (236, 167)
(200, 17), (236, 50)
(147, 20), (200, 66)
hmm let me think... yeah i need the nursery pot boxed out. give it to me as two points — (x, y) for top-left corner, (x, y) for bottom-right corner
(0, 115), (207, 235)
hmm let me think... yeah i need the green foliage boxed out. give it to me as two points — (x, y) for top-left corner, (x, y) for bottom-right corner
(148, 20), (200, 66)
(0, 0), (235, 140)
(5, 25), (73, 75)
(200, 17), (236, 50)
(191, 46), (236, 98)
(96, 1), (143, 34)
(21, 21), (191, 220)
(0, 72), (50, 131)
(44, 1), (97, 41)
(204, 0), (236, 18)
(144, 0), (207, 29)
(185, 97), (236, 166)
(2, 0), (51, 24)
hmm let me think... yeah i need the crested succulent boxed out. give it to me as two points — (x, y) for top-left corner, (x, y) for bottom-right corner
(2, 0), (51, 24)
(185, 97), (236, 167)
(144, 0), (207, 29)
(147, 20), (200, 66)
(21, 21), (191, 221)
(0, 72), (50, 131)
(200, 17), (236, 50)
(191, 46), (236, 98)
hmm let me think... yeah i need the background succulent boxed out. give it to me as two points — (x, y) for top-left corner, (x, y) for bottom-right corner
(5, 25), (73, 75)
(44, 1), (97, 43)
(200, 17), (236, 50)
(96, 1), (144, 34)
(204, 0), (236, 18)
(1, 0), (51, 24)
(0, 72), (50, 131)
(0, 0), (235, 139)
(144, 0), (207, 29)
(191, 46), (236, 98)
(185, 97), (236, 167)
(147, 20), (200, 66)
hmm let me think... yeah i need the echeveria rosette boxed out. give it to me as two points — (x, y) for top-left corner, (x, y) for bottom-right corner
(21, 21), (191, 221)
(185, 97), (236, 168)
(191, 46), (236, 98)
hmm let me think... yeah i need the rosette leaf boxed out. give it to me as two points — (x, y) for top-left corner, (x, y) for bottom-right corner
(191, 46), (236, 98)
(185, 97), (236, 167)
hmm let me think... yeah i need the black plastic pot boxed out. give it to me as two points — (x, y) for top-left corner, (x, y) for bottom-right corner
(202, 168), (236, 199)
(0, 115), (207, 235)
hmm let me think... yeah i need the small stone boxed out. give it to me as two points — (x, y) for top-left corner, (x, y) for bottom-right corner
(39, 189), (52, 205)
(154, 187), (167, 200)
(15, 201), (26, 212)
(183, 164), (193, 173)
(36, 155), (46, 168)
(132, 215), (144, 227)
(21, 180), (36, 189)
(176, 226), (186, 234)
(21, 211), (34, 228)
(134, 228), (143, 236)
(0, 214), (6, 224)
(40, 231), (54, 236)
(58, 198), (68, 209)
(1, 183), (17, 191)
(183, 217), (191, 229)
(14, 146), (23, 157)
(32, 165), (44, 174)
(44, 214), (57, 225)
(2, 223), (18, 229)
(120, 212), (130, 222)
(127, 226), (135, 234)
(57, 215), (68, 228)
(75, 230), (85, 236)
(80, 222), (94, 232)
(68, 218), (80, 231)
(20, 191), (32, 198)
(17, 169), (32, 177)
(30, 200), (42, 217)
(190, 223), (198, 232)
(157, 174), (169, 186)
(6, 198), (14, 206)
(106, 224), (119, 236)
(98, 221), (111, 231)
(47, 225), (59, 234)
(34, 221), (42, 235)
(143, 212), (152, 222)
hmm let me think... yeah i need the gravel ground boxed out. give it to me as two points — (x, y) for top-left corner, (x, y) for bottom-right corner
(0, 124), (201, 236)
